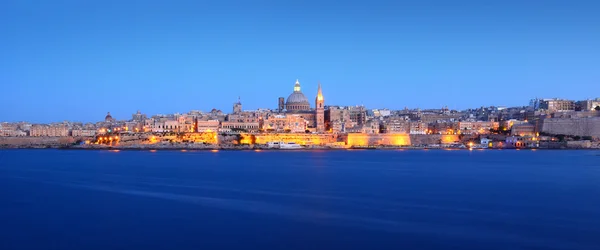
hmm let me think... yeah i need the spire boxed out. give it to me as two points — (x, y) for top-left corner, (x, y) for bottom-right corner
(317, 81), (322, 95)
(316, 81), (324, 101)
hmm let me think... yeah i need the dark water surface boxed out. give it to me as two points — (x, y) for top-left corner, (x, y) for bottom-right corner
(1, 149), (599, 250)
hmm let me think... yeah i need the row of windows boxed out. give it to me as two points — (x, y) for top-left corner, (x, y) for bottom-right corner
(222, 125), (259, 129)
(287, 105), (310, 110)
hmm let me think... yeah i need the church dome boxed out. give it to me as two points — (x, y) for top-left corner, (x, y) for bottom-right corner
(285, 79), (310, 112)
(287, 92), (309, 104)
(105, 112), (114, 122)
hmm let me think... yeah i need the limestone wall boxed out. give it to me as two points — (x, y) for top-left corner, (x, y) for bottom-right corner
(0, 137), (75, 148)
(347, 133), (410, 146)
(244, 133), (338, 145)
(410, 134), (460, 145)
(541, 117), (600, 137)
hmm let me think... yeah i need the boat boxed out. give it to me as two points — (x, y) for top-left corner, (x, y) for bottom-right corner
(349, 145), (377, 150)
(266, 141), (303, 149)
(279, 142), (303, 150)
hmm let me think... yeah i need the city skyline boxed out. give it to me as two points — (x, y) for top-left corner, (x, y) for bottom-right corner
(2, 1), (600, 122)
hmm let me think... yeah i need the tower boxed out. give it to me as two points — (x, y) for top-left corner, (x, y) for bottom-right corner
(315, 82), (325, 132)
(278, 97), (285, 113)
(233, 96), (242, 114)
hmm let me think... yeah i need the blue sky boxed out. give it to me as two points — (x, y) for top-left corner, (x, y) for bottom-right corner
(1, 0), (599, 122)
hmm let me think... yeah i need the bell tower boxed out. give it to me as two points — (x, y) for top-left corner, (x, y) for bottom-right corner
(315, 82), (325, 132)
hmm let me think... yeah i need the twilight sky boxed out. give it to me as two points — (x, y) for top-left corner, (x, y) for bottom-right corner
(1, 0), (599, 123)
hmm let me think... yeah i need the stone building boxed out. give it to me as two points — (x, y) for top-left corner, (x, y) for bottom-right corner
(511, 124), (536, 136)
(72, 129), (97, 137)
(457, 121), (500, 134)
(262, 114), (307, 133)
(325, 106), (353, 133)
(577, 99), (600, 111)
(196, 120), (220, 132)
(540, 99), (575, 113)
(0, 123), (26, 137)
(281, 79), (325, 132)
(349, 106), (367, 126)
(131, 110), (147, 122)
(381, 116), (410, 134)
(409, 121), (428, 135)
(105, 112), (116, 123)
(30, 124), (69, 137)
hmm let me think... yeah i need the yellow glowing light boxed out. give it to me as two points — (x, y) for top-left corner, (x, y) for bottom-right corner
(211, 149), (219, 153)
(149, 150), (157, 153)
(115, 136), (119, 139)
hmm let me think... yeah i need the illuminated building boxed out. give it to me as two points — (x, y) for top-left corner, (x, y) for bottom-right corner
(457, 121), (500, 134)
(511, 124), (536, 136)
(280, 79), (326, 132)
(221, 121), (260, 132)
(315, 82), (325, 132)
(262, 114), (307, 133)
(223, 99), (264, 132)
(381, 116), (410, 134)
(409, 121), (428, 135)
(285, 79), (310, 112)
(196, 120), (220, 132)
(71, 129), (96, 137)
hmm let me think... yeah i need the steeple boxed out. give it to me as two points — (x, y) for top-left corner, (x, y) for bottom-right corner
(315, 81), (325, 132)
(316, 82), (323, 101)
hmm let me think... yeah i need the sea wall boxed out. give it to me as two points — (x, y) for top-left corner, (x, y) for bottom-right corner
(0, 137), (76, 148)
(346, 133), (410, 146)
(541, 117), (600, 137)
(410, 134), (460, 145)
(244, 133), (338, 145)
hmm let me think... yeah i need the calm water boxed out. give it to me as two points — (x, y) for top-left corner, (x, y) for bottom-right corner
(0, 149), (599, 250)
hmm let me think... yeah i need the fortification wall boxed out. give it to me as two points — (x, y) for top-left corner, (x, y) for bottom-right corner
(0, 137), (75, 147)
(541, 117), (600, 137)
(410, 134), (460, 145)
(346, 133), (411, 146)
